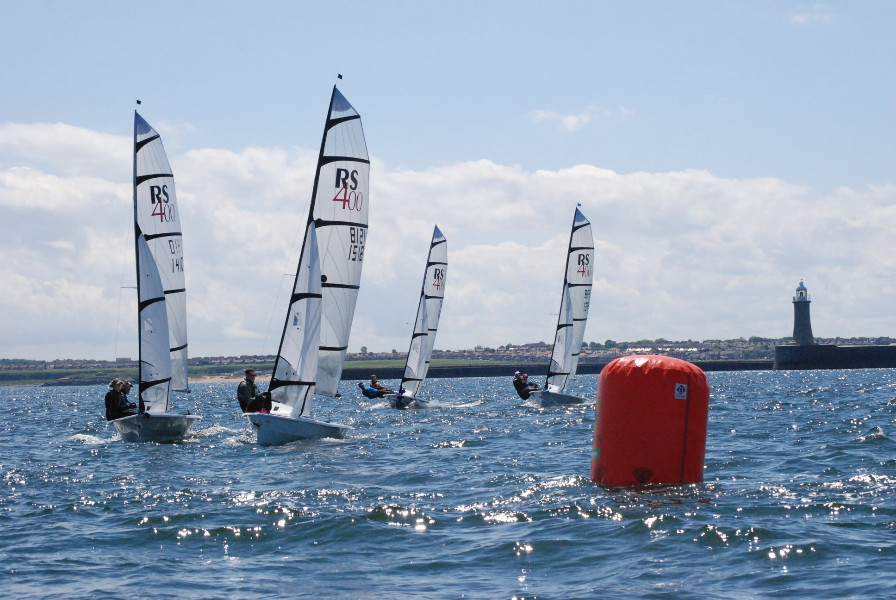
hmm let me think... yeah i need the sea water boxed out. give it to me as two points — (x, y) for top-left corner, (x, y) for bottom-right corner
(1, 370), (894, 599)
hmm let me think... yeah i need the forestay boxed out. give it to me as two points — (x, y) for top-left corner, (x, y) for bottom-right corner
(306, 87), (370, 396)
(399, 226), (448, 398)
(545, 208), (594, 393)
(134, 112), (189, 394)
(269, 222), (322, 418)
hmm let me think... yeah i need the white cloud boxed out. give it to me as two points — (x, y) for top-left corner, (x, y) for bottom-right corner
(790, 4), (836, 25)
(529, 104), (632, 131)
(529, 104), (602, 131)
(1, 122), (894, 360)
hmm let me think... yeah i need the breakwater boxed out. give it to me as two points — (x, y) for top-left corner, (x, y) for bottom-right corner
(774, 344), (896, 370)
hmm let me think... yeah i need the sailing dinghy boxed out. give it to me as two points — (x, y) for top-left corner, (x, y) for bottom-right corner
(246, 222), (350, 443)
(384, 226), (447, 409)
(109, 111), (199, 442)
(247, 85), (367, 444)
(529, 207), (594, 406)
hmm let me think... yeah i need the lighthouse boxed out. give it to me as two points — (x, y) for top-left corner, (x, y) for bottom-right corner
(792, 280), (815, 345)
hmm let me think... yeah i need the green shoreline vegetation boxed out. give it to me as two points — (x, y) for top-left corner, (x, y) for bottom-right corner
(0, 358), (507, 387)
(3, 336), (892, 387)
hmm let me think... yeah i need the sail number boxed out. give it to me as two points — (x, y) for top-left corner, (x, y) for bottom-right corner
(332, 168), (363, 211)
(169, 238), (184, 273)
(149, 185), (176, 222)
(576, 253), (591, 278)
(348, 226), (365, 262)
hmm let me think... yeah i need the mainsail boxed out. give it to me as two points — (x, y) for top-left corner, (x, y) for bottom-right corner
(545, 208), (594, 393)
(134, 112), (189, 394)
(269, 222), (322, 418)
(306, 86), (370, 396)
(399, 226), (448, 397)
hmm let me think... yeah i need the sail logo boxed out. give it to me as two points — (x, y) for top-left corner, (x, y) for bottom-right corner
(149, 185), (176, 222)
(576, 253), (591, 278)
(333, 168), (363, 211)
(432, 268), (444, 290)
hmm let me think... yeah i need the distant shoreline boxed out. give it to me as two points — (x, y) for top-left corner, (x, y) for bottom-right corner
(1, 359), (776, 388)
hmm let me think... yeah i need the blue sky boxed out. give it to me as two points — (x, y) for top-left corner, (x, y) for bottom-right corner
(1, 1), (894, 360)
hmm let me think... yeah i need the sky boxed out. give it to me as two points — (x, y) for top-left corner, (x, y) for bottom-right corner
(1, 1), (894, 361)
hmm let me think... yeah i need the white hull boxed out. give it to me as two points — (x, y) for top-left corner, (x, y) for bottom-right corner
(529, 389), (588, 406)
(384, 393), (429, 410)
(110, 413), (200, 443)
(246, 412), (351, 445)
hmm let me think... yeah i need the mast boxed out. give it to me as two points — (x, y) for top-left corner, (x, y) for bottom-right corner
(133, 110), (143, 403)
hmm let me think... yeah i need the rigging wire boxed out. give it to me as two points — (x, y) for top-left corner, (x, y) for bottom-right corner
(259, 203), (308, 357)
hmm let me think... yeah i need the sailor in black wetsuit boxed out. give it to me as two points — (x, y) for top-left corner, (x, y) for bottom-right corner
(104, 379), (137, 421)
(512, 371), (539, 399)
(237, 369), (271, 413)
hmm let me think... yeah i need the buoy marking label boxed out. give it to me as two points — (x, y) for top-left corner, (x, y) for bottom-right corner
(674, 383), (688, 399)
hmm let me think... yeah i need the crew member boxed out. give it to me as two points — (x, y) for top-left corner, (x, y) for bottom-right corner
(105, 379), (137, 421)
(237, 369), (271, 413)
(512, 371), (539, 400)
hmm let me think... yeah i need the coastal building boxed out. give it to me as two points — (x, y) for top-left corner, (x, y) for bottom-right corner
(792, 280), (814, 345)
(774, 280), (896, 370)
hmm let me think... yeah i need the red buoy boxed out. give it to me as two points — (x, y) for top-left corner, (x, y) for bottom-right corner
(591, 355), (709, 486)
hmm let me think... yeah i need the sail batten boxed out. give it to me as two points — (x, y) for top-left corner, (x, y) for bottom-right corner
(398, 226), (448, 398)
(544, 208), (594, 394)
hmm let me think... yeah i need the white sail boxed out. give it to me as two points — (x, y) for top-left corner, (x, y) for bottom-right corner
(269, 222), (322, 419)
(544, 207), (594, 393)
(134, 112), (189, 393)
(399, 226), (448, 397)
(546, 285), (574, 393)
(307, 87), (369, 396)
(135, 234), (172, 413)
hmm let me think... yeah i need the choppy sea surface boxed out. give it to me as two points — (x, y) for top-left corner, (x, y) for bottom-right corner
(1, 369), (895, 599)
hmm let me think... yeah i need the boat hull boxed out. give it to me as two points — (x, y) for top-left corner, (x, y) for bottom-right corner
(384, 394), (429, 410)
(529, 390), (588, 406)
(110, 413), (200, 443)
(246, 412), (351, 445)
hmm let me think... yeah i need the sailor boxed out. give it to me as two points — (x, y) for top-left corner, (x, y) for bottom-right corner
(359, 374), (393, 399)
(237, 368), (271, 413)
(120, 380), (140, 413)
(512, 371), (539, 400)
(523, 373), (539, 391)
(105, 379), (137, 421)
(512, 371), (529, 399)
